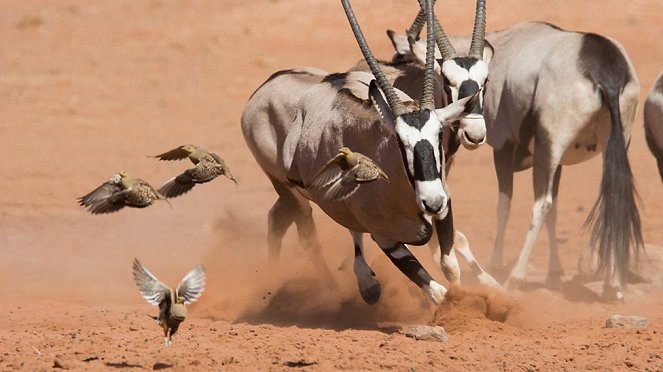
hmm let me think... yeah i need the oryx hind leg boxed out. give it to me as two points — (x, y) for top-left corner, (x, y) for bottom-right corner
(350, 231), (381, 304)
(452, 231), (501, 289)
(544, 166), (564, 289)
(434, 199), (501, 289)
(267, 177), (334, 282)
(506, 130), (561, 289)
(429, 226), (501, 288)
(373, 235), (447, 304)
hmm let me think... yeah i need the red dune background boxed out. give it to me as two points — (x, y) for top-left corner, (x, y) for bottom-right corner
(1, 0), (663, 370)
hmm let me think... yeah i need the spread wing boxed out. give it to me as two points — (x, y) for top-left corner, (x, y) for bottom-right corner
(308, 153), (345, 189)
(176, 265), (206, 305)
(322, 172), (361, 201)
(158, 171), (196, 198)
(132, 259), (173, 306)
(78, 173), (126, 214)
(152, 146), (191, 161)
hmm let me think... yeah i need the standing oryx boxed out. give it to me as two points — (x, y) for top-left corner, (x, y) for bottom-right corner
(450, 22), (641, 300)
(645, 71), (663, 183)
(242, 0), (482, 305)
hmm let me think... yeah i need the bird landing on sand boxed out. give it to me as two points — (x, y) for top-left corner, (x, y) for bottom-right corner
(132, 259), (206, 346)
(152, 144), (237, 198)
(78, 171), (169, 214)
(308, 147), (388, 201)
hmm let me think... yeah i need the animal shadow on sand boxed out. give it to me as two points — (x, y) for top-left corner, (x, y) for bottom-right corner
(233, 274), (428, 332)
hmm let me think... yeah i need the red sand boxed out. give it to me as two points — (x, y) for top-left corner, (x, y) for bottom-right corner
(1, 0), (663, 370)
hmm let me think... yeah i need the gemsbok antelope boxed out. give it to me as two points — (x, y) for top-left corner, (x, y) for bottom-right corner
(346, 0), (501, 300)
(645, 71), (663, 183)
(412, 21), (641, 301)
(242, 0), (482, 304)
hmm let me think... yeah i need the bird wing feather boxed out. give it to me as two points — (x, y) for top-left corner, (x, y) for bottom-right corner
(152, 146), (191, 161)
(176, 265), (206, 305)
(322, 172), (360, 201)
(158, 171), (196, 198)
(78, 173), (123, 207)
(308, 153), (345, 189)
(132, 259), (173, 307)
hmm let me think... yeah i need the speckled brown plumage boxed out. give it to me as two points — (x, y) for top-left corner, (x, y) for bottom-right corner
(309, 147), (389, 201)
(153, 144), (237, 198)
(78, 171), (167, 214)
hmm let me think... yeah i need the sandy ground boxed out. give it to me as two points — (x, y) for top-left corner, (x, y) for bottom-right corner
(1, 0), (663, 370)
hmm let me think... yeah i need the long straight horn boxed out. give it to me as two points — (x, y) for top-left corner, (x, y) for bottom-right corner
(468, 0), (487, 58)
(415, 0), (456, 61)
(420, 0), (436, 111)
(407, 0), (436, 40)
(341, 0), (406, 116)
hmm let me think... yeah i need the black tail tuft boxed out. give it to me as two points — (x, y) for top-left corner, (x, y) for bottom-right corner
(583, 90), (643, 287)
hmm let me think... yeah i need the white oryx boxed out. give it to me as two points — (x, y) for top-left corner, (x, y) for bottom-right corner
(645, 71), (663, 183)
(242, 0), (484, 304)
(394, 21), (643, 300)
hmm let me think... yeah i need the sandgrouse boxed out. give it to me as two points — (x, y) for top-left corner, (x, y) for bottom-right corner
(132, 259), (206, 346)
(152, 144), (237, 198)
(309, 147), (388, 201)
(78, 171), (167, 214)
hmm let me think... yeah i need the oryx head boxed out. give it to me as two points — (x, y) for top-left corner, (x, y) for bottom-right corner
(405, 0), (491, 150)
(342, 0), (477, 217)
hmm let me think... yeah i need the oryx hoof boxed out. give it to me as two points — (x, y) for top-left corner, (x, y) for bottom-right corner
(355, 265), (381, 305)
(504, 277), (525, 291)
(545, 271), (564, 290)
(601, 286), (625, 303)
(357, 275), (381, 305)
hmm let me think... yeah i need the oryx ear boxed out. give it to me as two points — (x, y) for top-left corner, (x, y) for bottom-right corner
(387, 29), (411, 56)
(368, 79), (396, 126)
(407, 35), (426, 63)
(482, 40), (494, 65)
(404, 35), (441, 75)
(434, 92), (481, 124)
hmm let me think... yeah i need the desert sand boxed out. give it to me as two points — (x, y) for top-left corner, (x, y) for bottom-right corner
(1, 0), (663, 370)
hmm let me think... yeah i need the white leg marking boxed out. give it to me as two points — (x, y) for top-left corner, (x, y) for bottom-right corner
(453, 231), (501, 289)
(491, 192), (511, 270)
(423, 280), (448, 305)
(440, 247), (461, 285)
(508, 196), (551, 283)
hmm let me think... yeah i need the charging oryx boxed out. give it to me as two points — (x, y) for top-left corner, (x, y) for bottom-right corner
(645, 71), (663, 183)
(430, 21), (641, 300)
(345, 0), (501, 299)
(242, 0), (482, 304)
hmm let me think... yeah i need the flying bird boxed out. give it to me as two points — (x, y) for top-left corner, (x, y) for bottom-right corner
(152, 144), (237, 198)
(132, 259), (206, 346)
(78, 171), (168, 214)
(308, 147), (388, 201)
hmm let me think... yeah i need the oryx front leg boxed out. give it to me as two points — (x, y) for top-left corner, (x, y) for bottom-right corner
(351, 230), (381, 304)
(373, 235), (447, 304)
(433, 202), (461, 286)
(491, 143), (515, 275)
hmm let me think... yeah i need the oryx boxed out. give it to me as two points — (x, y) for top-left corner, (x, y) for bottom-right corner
(447, 21), (641, 300)
(645, 71), (663, 183)
(346, 0), (500, 299)
(242, 0), (481, 304)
